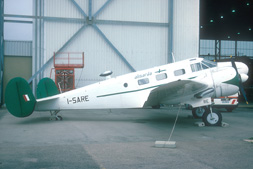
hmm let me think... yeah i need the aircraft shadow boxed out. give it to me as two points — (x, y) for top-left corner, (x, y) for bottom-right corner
(15, 108), (199, 127)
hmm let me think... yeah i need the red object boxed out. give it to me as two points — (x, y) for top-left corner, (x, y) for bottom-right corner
(55, 68), (75, 92)
(54, 52), (84, 68)
(23, 94), (30, 102)
(52, 52), (84, 92)
(231, 99), (236, 105)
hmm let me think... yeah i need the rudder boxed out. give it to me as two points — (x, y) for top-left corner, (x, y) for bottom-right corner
(5, 77), (36, 117)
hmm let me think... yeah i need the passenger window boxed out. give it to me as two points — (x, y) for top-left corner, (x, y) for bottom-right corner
(174, 69), (185, 76)
(138, 78), (149, 85)
(156, 73), (167, 81)
(191, 63), (202, 72)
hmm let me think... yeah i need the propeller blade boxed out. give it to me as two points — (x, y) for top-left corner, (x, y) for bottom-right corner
(239, 82), (249, 104)
(230, 56), (239, 74)
(230, 56), (249, 104)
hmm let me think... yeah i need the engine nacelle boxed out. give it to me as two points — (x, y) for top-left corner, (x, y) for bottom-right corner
(214, 83), (239, 98)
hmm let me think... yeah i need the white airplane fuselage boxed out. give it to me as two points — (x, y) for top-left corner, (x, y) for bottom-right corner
(36, 58), (248, 111)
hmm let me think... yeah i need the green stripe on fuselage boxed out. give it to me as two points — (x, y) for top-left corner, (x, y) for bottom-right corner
(97, 84), (163, 98)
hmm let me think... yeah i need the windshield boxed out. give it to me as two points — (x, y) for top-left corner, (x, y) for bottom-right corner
(201, 59), (217, 69)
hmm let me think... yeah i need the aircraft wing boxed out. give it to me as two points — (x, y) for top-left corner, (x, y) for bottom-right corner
(143, 80), (209, 107)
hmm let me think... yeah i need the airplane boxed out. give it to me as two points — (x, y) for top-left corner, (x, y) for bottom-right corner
(5, 57), (249, 126)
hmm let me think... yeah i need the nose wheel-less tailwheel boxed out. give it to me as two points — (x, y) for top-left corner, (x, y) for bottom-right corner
(49, 111), (62, 121)
(49, 116), (63, 121)
(202, 107), (222, 126)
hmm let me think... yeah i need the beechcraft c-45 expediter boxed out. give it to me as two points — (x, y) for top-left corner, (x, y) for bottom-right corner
(5, 57), (249, 126)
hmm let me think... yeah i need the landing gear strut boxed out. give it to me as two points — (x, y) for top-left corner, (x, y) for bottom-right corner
(49, 110), (62, 121)
(202, 106), (222, 126)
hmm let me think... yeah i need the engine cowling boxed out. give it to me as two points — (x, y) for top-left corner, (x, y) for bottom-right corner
(212, 67), (240, 98)
(214, 83), (239, 98)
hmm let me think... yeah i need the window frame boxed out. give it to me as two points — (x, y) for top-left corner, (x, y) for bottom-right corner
(174, 69), (186, 76)
(190, 62), (202, 72)
(138, 78), (150, 85)
(156, 73), (167, 81)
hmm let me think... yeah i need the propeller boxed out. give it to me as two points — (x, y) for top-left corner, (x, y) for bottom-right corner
(230, 56), (249, 104)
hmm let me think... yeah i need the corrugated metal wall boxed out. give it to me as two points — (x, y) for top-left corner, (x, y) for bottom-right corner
(4, 40), (32, 56)
(96, 0), (168, 22)
(35, 0), (200, 87)
(0, 0), (4, 105)
(173, 0), (199, 61)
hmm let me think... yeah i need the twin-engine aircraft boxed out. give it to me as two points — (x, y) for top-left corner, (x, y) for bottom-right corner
(5, 57), (249, 126)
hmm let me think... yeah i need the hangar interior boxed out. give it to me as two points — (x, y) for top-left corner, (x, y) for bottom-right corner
(1, 0), (200, 105)
(1, 0), (253, 105)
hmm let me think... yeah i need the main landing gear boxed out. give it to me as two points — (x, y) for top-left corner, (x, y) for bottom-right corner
(192, 106), (222, 126)
(49, 110), (62, 121)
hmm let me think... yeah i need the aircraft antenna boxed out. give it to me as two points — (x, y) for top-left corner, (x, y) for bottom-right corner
(171, 52), (176, 63)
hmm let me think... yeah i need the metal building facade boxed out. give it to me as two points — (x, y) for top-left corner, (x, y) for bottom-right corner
(173, 0), (199, 61)
(4, 40), (32, 56)
(32, 0), (200, 88)
(0, 0), (4, 104)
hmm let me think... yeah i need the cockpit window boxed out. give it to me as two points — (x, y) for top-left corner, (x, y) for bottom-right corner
(201, 59), (217, 69)
(191, 63), (202, 72)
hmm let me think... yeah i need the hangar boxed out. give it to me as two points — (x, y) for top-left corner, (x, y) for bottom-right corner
(1, 1), (253, 168)
(0, 0), (200, 104)
(1, 0), (253, 105)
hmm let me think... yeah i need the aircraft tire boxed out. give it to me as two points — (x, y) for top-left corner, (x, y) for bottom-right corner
(202, 110), (222, 126)
(192, 106), (207, 119)
(57, 116), (63, 121)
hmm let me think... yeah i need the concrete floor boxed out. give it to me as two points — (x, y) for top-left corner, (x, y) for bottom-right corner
(0, 106), (253, 169)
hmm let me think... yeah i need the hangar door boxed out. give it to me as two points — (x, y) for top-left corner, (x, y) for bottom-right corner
(33, 0), (170, 87)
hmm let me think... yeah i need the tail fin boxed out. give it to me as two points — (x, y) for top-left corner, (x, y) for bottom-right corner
(36, 78), (59, 99)
(5, 77), (36, 117)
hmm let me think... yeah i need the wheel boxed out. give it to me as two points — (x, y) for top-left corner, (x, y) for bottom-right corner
(192, 106), (207, 119)
(202, 110), (222, 126)
(56, 116), (63, 121)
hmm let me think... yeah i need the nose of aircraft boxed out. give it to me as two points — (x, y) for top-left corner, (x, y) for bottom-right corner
(235, 62), (249, 75)
(233, 60), (249, 104)
(235, 62), (249, 83)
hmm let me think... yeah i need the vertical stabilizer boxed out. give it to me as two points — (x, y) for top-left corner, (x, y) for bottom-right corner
(5, 77), (36, 117)
(37, 78), (59, 99)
